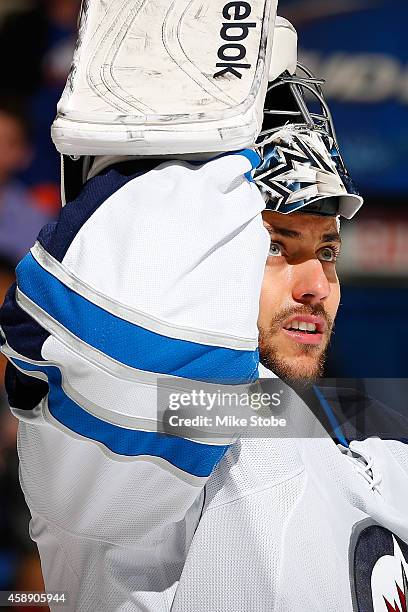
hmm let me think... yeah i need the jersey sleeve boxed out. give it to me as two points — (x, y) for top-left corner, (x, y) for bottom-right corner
(0, 151), (269, 609)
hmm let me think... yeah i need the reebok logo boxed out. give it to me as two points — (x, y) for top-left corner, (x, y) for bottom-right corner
(214, 1), (256, 79)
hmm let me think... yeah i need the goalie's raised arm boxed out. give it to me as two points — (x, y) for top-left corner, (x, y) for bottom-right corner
(0, 150), (268, 611)
(0, 0), (284, 608)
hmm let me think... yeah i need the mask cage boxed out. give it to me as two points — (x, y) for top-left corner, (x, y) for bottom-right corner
(257, 63), (338, 149)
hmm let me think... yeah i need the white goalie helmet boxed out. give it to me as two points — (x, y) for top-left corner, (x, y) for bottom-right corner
(254, 19), (363, 219)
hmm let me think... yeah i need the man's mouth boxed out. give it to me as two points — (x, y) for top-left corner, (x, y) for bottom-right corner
(282, 314), (326, 345)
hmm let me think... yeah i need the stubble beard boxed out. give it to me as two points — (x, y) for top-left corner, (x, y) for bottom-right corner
(258, 305), (334, 387)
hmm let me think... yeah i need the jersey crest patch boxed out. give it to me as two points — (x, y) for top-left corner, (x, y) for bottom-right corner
(350, 520), (408, 612)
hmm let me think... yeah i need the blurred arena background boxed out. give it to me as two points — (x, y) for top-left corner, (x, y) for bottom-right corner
(0, 0), (406, 605)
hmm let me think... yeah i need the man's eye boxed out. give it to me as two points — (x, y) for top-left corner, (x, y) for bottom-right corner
(318, 247), (338, 262)
(269, 242), (282, 257)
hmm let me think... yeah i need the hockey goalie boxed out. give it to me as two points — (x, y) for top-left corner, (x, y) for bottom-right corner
(1, 2), (407, 611)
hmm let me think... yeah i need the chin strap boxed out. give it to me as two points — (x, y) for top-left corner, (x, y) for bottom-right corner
(60, 155), (91, 206)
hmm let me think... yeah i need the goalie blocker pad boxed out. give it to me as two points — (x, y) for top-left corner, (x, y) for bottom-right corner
(52, 0), (278, 156)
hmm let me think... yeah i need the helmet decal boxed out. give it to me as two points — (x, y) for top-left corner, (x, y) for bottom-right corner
(254, 126), (362, 215)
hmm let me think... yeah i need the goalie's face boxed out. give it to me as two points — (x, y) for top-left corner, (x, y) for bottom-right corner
(258, 211), (341, 383)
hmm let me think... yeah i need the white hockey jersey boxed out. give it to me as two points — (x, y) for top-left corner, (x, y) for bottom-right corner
(172, 380), (408, 612)
(1, 154), (408, 612)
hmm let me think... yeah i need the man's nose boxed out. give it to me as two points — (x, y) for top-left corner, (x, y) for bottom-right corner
(292, 260), (331, 305)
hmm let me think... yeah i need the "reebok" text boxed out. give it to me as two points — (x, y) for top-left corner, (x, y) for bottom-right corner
(214, 1), (256, 79)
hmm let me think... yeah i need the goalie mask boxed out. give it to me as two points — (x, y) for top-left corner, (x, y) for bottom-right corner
(254, 63), (363, 219)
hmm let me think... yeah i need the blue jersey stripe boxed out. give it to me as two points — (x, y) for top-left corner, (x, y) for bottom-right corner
(313, 385), (349, 447)
(16, 253), (258, 383)
(11, 357), (229, 477)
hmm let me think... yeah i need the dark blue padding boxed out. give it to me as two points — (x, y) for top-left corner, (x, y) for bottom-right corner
(5, 361), (48, 411)
(11, 357), (230, 477)
(16, 253), (259, 384)
(0, 283), (49, 360)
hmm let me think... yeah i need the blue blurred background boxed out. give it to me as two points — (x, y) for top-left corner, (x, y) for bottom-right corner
(0, 0), (406, 604)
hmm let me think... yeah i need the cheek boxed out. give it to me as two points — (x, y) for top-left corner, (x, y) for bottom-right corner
(258, 267), (285, 327)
